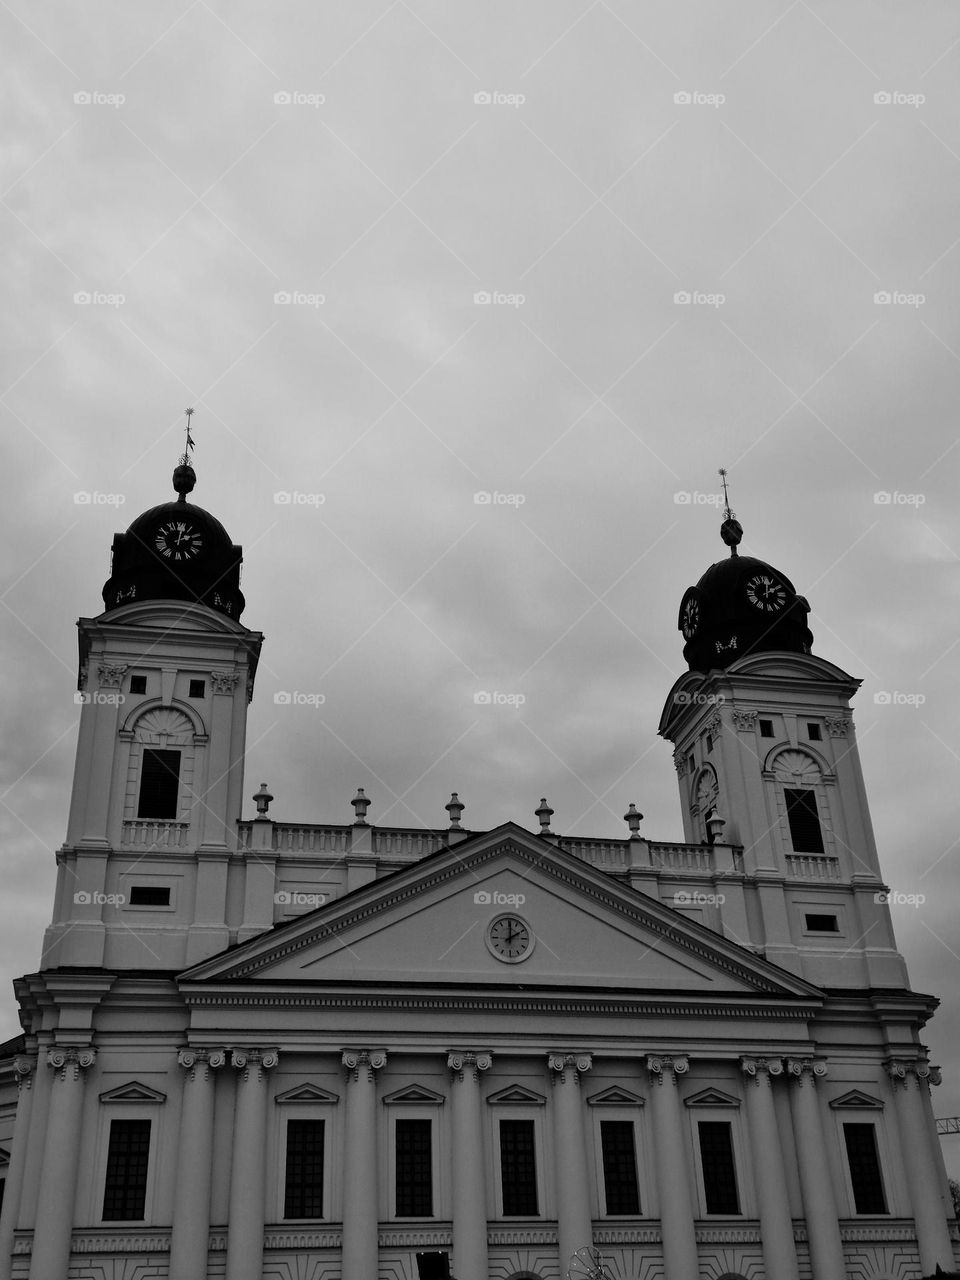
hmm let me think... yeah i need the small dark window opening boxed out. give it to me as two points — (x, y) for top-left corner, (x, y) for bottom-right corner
(396, 1118), (433, 1217)
(129, 675), (147, 695)
(188, 679), (205, 698)
(698, 1121), (740, 1214)
(284, 1118), (324, 1219)
(807, 723), (822, 741)
(805, 913), (839, 932)
(102, 1118), (150, 1220)
(600, 1120), (640, 1214)
(137, 749), (180, 819)
(705, 733), (713, 753)
(785, 788), (824, 853)
(843, 1123), (887, 1214)
(500, 1119), (538, 1216)
(129, 885), (171, 907)
(759, 719), (774, 738)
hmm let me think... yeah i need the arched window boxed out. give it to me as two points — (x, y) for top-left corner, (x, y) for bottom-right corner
(125, 708), (196, 822)
(693, 764), (719, 842)
(771, 748), (827, 854)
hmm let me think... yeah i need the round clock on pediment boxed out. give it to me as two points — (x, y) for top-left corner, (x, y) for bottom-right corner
(486, 914), (535, 964)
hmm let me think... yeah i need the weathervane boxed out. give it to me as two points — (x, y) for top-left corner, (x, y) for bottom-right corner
(180, 407), (196, 467)
(173, 408), (198, 501)
(718, 466), (743, 556)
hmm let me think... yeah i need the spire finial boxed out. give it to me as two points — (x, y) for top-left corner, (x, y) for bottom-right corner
(718, 467), (743, 557)
(173, 408), (197, 501)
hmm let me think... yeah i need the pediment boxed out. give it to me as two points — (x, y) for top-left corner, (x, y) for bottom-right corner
(0, 1147), (8, 1166)
(586, 1086), (645, 1107)
(181, 823), (822, 1006)
(99, 1081), (167, 1104)
(383, 1084), (445, 1105)
(685, 1087), (740, 1108)
(487, 1084), (546, 1105)
(274, 1083), (339, 1104)
(829, 1089), (884, 1110)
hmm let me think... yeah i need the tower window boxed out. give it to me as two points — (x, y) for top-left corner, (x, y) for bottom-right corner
(102, 1118), (150, 1220)
(784, 788), (824, 853)
(705, 733), (713, 753)
(600, 1120), (640, 1214)
(843, 1123), (887, 1214)
(284, 1118), (324, 1219)
(698, 1120), (739, 1214)
(759, 719), (774, 738)
(807, 723), (822, 741)
(129, 675), (147, 695)
(188, 679), (205, 698)
(500, 1119), (538, 1215)
(128, 885), (171, 907)
(396, 1118), (433, 1217)
(805, 913), (838, 933)
(137, 749), (181, 820)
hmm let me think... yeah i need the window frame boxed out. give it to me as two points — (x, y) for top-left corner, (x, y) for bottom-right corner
(393, 1114), (435, 1219)
(282, 1116), (327, 1221)
(492, 1110), (544, 1220)
(596, 1116), (642, 1217)
(273, 1102), (334, 1223)
(96, 1113), (156, 1224)
(831, 1110), (892, 1217)
(136, 747), (182, 820)
(685, 1098), (747, 1218)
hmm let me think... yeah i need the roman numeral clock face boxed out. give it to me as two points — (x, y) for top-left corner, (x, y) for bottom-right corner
(154, 521), (203, 562)
(745, 573), (787, 613)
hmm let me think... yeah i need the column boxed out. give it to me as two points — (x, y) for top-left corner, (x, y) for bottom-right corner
(740, 1057), (799, 1280)
(341, 1049), (386, 1280)
(645, 1055), (699, 1280)
(169, 1048), (226, 1280)
(887, 1060), (954, 1273)
(447, 1052), (492, 1280)
(29, 1046), (96, 1280)
(548, 1053), (594, 1274)
(0, 1056), (36, 1280)
(785, 1060), (846, 1280)
(224, 1048), (279, 1280)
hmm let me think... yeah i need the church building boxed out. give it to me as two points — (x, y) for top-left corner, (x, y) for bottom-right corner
(0, 450), (956, 1280)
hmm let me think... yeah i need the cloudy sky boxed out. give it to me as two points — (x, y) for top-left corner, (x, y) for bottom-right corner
(2, 1), (960, 1172)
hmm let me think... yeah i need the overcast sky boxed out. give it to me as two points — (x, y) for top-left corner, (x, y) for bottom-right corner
(2, 1), (960, 1174)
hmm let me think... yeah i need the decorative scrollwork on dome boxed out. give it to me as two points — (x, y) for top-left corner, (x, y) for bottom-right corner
(772, 749), (820, 786)
(133, 707), (194, 745)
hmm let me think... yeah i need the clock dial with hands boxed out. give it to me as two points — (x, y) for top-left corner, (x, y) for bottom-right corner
(154, 520), (204, 562)
(745, 573), (787, 613)
(486, 914), (534, 963)
(679, 588), (702, 639)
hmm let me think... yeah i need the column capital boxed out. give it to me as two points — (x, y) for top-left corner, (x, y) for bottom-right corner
(785, 1057), (828, 1085)
(231, 1047), (279, 1080)
(740, 1055), (784, 1084)
(342, 1048), (387, 1081)
(447, 1050), (493, 1079)
(645, 1053), (689, 1083)
(547, 1052), (592, 1082)
(178, 1046), (228, 1076)
(885, 1057), (939, 1090)
(46, 1045), (97, 1080)
(13, 1053), (37, 1091)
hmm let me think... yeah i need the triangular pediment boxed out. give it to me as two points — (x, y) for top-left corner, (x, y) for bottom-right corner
(181, 823), (822, 1007)
(274, 1083), (339, 1104)
(829, 1089), (884, 1110)
(685, 1087), (740, 1108)
(99, 1081), (167, 1104)
(383, 1084), (445, 1105)
(586, 1086), (645, 1107)
(0, 1147), (9, 1166)
(487, 1084), (546, 1105)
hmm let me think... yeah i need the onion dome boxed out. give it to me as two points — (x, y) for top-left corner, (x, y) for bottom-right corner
(677, 513), (812, 672)
(101, 459), (245, 620)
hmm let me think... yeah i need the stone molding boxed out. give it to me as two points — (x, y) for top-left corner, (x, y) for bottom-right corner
(46, 1045), (96, 1081)
(645, 1054), (689, 1083)
(732, 709), (759, 731)
(447, 1050), (492, 1081)
(824, 715), (850, 738)
(97, 663), (127, 688)
(341, 1048), (387, 1082)
(486, 1229), (558, 1245)
(264, 1230), (343, 1248)
(378, 1228), (453, 1247)
(593, 1226), (663, 1244)
(547, 1052), (592, 1083)
(210, 670), (241, 695)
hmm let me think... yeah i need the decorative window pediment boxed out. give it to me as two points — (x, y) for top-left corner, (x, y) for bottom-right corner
(99, 1081), (167, 1104)
(684, 1087), (740, 1108)
(771, 748), (821, 786)
(132, 707), (195, 746)
(586, 1086), (645, 1107)
(829, 1089), (884, 1110)
(0, 1146), (9, 1167)
(274, 1083), (339, 1104)
(487, 1084), (546, 1106)
(382, 1084), (445, 1106)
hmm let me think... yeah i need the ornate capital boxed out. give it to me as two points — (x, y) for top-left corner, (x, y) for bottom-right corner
(13, 1054), (36, 1091)
(342, 1048), (387, 1082)
(646, 1054), (689, 1084)
(178, 1047), (228, 1080)
(740, 1056), (784, 1084)
(732, 708), (759, 731)
(47, 1045), (97, 1081)
(785, 1058), (828, 1085)
(824, 715), (850, 738)
(447, 1051), (492, 1081)
(886, 1057), (938, 1090)
(673, 750), (687, 775)
(97, 663), (127, 689)
(231, 1047), (279, 1081)
(703, 710), (722, 737)
(210, 670), (241, 695)
(547, 1052), (592, 1083)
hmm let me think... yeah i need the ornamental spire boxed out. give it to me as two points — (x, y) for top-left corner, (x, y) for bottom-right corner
(173, 408), (197, 502)
(718, 466), (742, 557)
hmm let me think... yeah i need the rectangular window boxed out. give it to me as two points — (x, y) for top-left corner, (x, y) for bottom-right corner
(805, 913), (838, 932)
(396, 1117), (432, 1216)
(137, 748), (181, 819)
(188, 679), (205, 698)
(102, 1118), (150, 1220)
(807, 723), (822, 741)
(500, 1119), (538, 1216)
(843, 1123), (887, 1214)
(759, 718), (774, 737)
(698, 1121), (740, 1214)
(284, 1118), (324, 1219)
(129, 675), (147, 695)
(600, 1120), (640, 1214)
(785, 788), (825, 853)
(128, 885), (171, 907)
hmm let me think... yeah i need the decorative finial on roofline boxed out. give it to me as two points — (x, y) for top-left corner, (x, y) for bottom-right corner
(173, 408), (197, 502)
(718, 467), (743, 557)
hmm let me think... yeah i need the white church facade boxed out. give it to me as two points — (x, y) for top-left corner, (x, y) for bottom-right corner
(0, 457), (956, 1280)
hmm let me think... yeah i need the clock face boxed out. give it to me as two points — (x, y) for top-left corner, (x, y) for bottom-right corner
(154, 520), (203, 563)
(486, 914), (534, 963)
(745, 573), (787, 613)
(679, 588), (701, 640)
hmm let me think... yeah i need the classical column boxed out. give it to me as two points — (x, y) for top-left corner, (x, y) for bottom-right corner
(645, 1055), (699, 1280)
(29, 1046), (96, 1280)
(169, 1048), (226, 1280)
(886, 1059), (954, 1273)
(224, 1048), (279, 1280)
(548, 1053), (594, 1274)
(447, 1052), (492, 1280)
(341, 1049), (387, 1280)
(740, 1057), (799, 1280)
(0, 1056), (36, 1280)
(785, 1059), (846, 1280)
